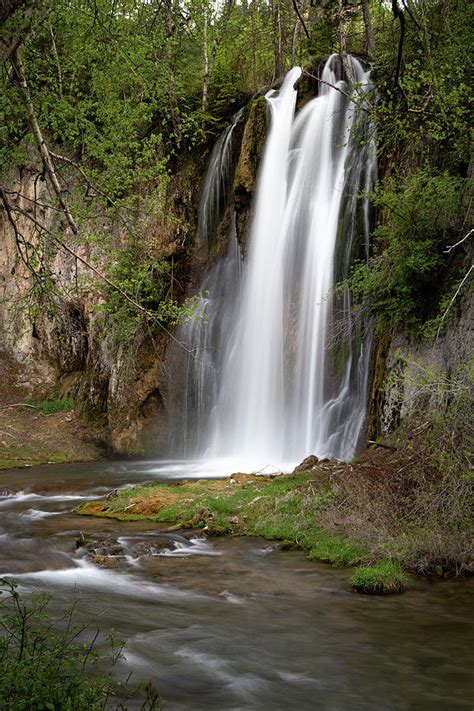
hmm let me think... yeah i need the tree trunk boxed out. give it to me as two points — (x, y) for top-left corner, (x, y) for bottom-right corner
(273, 0), (283, 80)
(202, 8), (209, 115)
(164, 0), (181, 139)
(338, 0), (355, 85)
(11, 49), (79, 236)
(361, 0), (375, 57)
(251, 1), (257, 92)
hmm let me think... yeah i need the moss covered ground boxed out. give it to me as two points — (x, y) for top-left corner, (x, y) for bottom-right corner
(77, 470), (374, 576)
(76, 439), (473, 593)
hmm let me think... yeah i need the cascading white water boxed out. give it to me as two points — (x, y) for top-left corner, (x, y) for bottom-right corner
(177, 217), (241, 455)
(178, 55), (376, 471)
(198, 108), (244, 249)
(173, 110), (243, 456)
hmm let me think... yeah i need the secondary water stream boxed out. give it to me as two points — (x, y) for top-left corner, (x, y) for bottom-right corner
(1, 462), (472, 710)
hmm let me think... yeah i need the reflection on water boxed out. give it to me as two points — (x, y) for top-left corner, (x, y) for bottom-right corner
(0, 460), (473, 710)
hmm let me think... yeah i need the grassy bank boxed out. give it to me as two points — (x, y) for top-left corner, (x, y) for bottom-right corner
(76, 445), (472, 593)
(78, 470), (370, 564)
(0, 448), (75, 470)
(75, 469), (403, 594)
(0, 405), (104, 470)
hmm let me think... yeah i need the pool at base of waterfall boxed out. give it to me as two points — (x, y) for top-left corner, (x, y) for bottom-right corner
(0, 460), (472, 710)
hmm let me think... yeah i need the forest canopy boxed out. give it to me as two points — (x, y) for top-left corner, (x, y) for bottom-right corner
(1, 0), (472, 335)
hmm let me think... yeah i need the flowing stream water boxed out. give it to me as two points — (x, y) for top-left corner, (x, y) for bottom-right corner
(1, 462), (473, 710)
(177, 56), (376, 474)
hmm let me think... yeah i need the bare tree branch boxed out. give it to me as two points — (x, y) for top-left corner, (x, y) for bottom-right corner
(301, 68), (375, 115)
(291, 0), (310, 39)
(444, 228), (473, 253)
(436, 265), (473, 340)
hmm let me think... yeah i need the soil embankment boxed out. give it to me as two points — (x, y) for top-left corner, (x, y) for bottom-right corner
(0, 405), (104, 470)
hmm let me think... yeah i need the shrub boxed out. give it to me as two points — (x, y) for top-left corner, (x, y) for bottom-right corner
(0, 579), (161, 710)
(27, 396), (75, 414)
(349, 170), (465, 329)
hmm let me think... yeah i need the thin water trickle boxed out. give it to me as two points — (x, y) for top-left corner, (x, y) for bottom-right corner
(198, 107), (244, 250)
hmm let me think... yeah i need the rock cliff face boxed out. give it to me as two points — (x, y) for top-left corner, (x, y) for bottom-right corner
(367, 191), (473, 438)
(232, 96), (267, 250)
(0, 154), (203, 456)
(378, 271), (473, 434)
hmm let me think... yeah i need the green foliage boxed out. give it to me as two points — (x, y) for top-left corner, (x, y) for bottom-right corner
(349, 170), (465, 329)
(27, 396), (75, 414)
(97, 240), (204, 344)
(335, 1), (473, 335)
(0, 578), (162, 709)
(372, 0), (473, 170)
(308, 533), (368, 567)
(100, 243), (173, 343)
(350, 560), (408, 594)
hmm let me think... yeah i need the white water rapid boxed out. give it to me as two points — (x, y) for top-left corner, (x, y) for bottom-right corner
(177, 54), (376, 472)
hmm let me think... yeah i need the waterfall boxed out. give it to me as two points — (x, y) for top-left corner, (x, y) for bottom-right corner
(179, 55), (376, 471)
(177, 218), (241, 456)
(173, 111), (243, 455)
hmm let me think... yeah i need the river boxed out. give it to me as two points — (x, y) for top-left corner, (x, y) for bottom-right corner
(0, 460), (472, 710)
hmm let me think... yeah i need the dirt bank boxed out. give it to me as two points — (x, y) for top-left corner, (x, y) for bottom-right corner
(0, 405), (105, 470)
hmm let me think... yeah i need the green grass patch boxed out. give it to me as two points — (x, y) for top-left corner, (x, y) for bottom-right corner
(308, 531), (368, 567)
(350, 560), (408, 594)
(0, 449), (73, 470)
(76, 473), (369, 569)
(26, 396), (75, 414)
